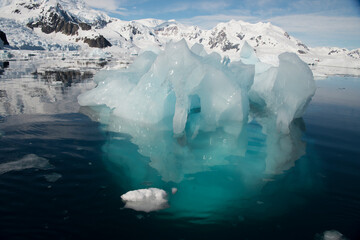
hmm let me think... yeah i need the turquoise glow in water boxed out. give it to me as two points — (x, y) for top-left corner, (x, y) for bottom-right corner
(96, 115), (307, 223)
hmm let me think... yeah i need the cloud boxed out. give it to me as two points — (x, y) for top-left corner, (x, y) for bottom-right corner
(165, 1), (230, 13)
(178, 13), (360, 48)
(83, 0), (130, 16)
(84, 0), (118, 11)
(267, 14), (360, 48)
(178, 14), (259, 29)
(267, 14), (360, 36)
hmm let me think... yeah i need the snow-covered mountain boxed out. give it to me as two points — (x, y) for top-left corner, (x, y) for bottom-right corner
(0, 0), (111, 48)
(1, 0), (359, 77)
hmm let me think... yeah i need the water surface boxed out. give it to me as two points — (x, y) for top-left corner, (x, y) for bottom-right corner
(0, 61), (359, 239)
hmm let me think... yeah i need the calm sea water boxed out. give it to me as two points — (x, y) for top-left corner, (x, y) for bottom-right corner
(0, 60), (359, 240)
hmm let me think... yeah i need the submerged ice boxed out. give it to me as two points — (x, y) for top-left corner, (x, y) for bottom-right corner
(78, 40), (316, 217)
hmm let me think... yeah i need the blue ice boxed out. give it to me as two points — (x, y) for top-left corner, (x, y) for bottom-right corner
(78, 40), (316, 220)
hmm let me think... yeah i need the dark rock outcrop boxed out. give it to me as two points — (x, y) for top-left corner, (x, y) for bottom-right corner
(328, 49), (341, 55)
(27, 11), (80, 36)
(348, 49), (360, 59)
(297, 42), (309, 51)
(25, 3), (111, 48)
(208, 29), (239, 51)
(237, 33), (245, 40)
(83, 36), (112, 48)
(222, 42), (239, 52)
(284, 32), (290, 39)
(131, 25), (141, 35)
(297, 50), (306, 54)
(209, 29), (226, 49)
(79, 23), (91, 31)
(0, 30), (9, 45)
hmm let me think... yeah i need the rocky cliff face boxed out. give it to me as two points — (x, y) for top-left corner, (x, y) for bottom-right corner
(1, 0), (359, 71)
(0, 30), (10, 46)
(3, 0), (111, 48)
(26, 2), (81, 36)
(83, 36), (111, 48)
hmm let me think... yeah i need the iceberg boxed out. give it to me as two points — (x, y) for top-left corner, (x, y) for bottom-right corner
(79, 39), (314, 136)
(79, 39), (251, 136)
(78, 39), (316, 220)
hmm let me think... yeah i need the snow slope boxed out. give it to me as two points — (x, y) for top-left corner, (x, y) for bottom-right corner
(0, 0), (111, 49)
(0, 0), (359, 77)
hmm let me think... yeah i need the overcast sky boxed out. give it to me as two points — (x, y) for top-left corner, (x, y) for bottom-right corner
(84, 0), (360, 49)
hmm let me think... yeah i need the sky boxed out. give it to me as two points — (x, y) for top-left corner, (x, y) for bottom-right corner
(83, 0), (360, 49)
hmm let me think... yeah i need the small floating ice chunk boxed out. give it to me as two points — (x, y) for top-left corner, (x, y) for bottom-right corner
(121, 188), (169, 213)
(0, 154), (54, 175)
(321, 230), (347, 240)
(171, 187), (178, 194)
(44, 173), (62, 182)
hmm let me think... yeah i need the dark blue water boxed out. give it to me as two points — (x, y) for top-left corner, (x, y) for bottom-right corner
(0, 61), (359, 239)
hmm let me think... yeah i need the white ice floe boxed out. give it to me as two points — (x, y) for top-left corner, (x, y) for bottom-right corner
(44, 172), (62, 182)
(121, 188), (169, 213)
(321, 230), (347, 240)
(0, 154), (54, 175)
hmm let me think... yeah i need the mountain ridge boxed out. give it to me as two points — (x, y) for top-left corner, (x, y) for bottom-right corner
(1, 0), (359, 75)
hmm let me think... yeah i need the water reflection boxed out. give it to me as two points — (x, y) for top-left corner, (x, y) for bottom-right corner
(0, 61), (9, 75)
(33, 70), (94, 87)
(0, 60), (100, 116)
(0, 59), (311, 222)
(81, 105), (308, 221)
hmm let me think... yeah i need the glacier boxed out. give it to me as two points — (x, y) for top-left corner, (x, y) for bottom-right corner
(78, 40), (316, 217)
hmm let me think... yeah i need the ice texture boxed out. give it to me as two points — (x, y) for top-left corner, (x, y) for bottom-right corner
(79, 39), (250, 135)
(79, 39), (314, 136)
(121, 188), (169, 212)
(79, 40), (316, 217)
(240, 41), (259, 64)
